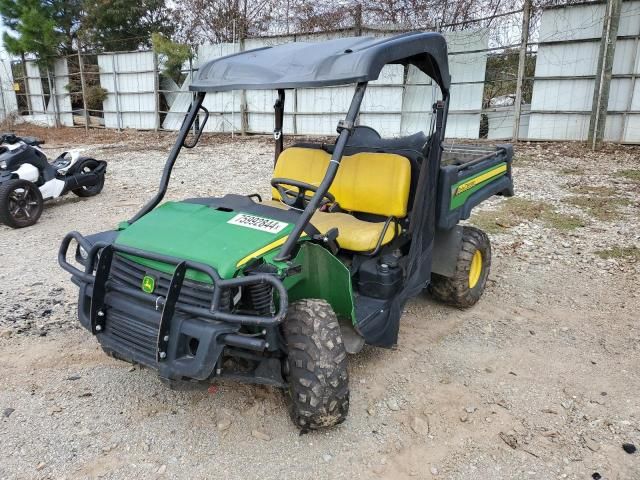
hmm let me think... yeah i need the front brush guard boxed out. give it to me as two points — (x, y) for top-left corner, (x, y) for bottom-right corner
(59, 231), (288, 363)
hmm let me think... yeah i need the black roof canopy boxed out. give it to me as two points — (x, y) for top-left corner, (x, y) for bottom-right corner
(190, 32), (451, 94)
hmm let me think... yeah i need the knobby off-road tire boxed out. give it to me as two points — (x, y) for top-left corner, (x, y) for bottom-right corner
(0, 179), (44, 228)
(430, 226), (491, 308)
(72, 158), (105, 198)
(282, 299), (349, 431)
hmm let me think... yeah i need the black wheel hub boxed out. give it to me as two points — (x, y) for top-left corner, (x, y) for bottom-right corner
(9, 186), (38, 219)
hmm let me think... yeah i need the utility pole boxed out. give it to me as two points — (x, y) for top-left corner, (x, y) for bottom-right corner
(588, 0), (622, 150)
(512, 0), (532, 142)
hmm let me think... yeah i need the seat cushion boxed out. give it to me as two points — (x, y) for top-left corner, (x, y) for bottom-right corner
(264, 200), (396, 252)
(311, 210), (396, 251)
(272, 147), (411, 218)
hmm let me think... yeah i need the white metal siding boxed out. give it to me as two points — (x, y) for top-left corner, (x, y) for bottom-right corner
(167, 28), (489, 139)
(98, 52), (157, 129)
(48, 58), (73, 126)
(529, 0), (640, 143)
(0, 54), (18, 121)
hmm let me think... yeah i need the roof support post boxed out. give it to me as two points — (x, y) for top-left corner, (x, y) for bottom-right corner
(130, 92), (206, 223)
(274, 89), (285, 165)
(274, 82), (368, 262)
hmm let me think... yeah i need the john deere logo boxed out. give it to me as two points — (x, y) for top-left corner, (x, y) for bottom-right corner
(141, 275), (155, 294)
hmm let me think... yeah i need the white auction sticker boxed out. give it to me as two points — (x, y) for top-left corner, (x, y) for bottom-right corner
(227, 213), (288, 234)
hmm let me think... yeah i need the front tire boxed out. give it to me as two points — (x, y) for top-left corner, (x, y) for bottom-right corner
(282, 299), (349, 430)
(429, 226), (491, 308)
(0, 179), (44, 228)
(72, 158), (105, 197)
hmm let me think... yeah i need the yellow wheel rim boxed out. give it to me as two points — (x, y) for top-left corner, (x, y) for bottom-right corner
(468, 250), (482, 289)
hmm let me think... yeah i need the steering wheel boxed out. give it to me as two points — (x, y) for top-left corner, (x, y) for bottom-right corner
(271, 178), (335, 210)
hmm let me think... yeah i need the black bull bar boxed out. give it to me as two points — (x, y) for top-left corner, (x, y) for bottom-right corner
(58, 231), (288, 364)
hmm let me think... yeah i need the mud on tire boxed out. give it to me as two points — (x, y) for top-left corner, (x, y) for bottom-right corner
(429, 225), (491, 308)
(282, 299), (349, 430)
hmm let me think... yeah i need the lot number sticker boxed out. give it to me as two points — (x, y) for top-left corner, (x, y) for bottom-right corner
(227, 213), (288, 234)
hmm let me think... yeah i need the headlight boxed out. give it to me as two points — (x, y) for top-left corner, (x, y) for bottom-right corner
(75, 244), (89, 265)
(0, 161), (6, 169)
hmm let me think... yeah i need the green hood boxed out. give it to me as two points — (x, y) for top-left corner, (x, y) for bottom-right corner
(115, 201), (294, 280)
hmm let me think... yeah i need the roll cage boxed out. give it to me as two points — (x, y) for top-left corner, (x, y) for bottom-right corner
(130, 32), (452, 261)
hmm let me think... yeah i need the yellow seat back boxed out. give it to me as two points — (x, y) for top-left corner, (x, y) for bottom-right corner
(273, 147), (411, 218)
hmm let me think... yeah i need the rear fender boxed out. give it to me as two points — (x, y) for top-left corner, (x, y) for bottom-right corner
(65, 157), (107, 176)
(0, 169), (18, 185)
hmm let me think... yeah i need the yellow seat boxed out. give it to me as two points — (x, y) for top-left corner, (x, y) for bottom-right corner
(310, 210), (397, 251)
(269, 147), (411, 252)
(265, 200), (396, 252)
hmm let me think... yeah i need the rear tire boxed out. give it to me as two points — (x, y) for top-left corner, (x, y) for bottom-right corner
(72, 158), (105, 197)
(282, 299), (349, 431)
(429, 226), (491, 308)
(0, 179), (44, 228)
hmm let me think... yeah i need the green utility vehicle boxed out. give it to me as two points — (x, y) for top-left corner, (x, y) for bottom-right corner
(59, 32), (513, 430)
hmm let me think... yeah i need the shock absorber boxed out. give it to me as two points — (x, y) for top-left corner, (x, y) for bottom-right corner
(247, 283), (274, 316)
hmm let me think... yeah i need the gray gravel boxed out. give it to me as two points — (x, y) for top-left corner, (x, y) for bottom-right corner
(0, 136), (639, 479)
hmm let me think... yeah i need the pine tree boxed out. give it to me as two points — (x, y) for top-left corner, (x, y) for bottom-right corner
(80, 0), (174, 52)
(0, 0), (61, 61)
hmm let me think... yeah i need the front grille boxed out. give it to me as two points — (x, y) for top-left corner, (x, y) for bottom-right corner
(102, 255), (230, 364)
(107, 308), (159, 362)
(109, 254), (230, 309)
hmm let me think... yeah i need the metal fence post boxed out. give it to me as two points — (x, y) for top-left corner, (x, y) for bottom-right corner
(46, 65), (60, 128)
(21, 53), (32, 115)
(153, 51), (160, 131)
(78, 47), (90, 132)
(292, 34), (298, 135)
(0, 75), (6, 121)
(111, 53), (122, 132)
(588, 0), (622, 149)
(354, 3), (363, 36)
(239, 37), (249, 135)
(512, 0), (531, 142)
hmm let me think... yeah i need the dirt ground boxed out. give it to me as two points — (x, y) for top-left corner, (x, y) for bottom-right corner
(0, 127), (639, 480)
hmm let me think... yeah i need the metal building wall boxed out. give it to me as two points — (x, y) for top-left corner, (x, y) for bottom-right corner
(529, 0), (640, 143)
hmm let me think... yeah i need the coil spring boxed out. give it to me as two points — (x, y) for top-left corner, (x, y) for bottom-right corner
(248, 283), (273, 315)
(219, 289), (232, 311)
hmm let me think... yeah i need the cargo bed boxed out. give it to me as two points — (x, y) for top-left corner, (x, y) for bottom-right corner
(437, 143), (514, 230)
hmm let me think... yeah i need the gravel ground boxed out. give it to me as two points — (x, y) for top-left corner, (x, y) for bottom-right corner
(0, 128), (639, 480)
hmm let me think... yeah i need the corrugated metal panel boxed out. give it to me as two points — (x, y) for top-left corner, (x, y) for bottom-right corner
(529, 1), (640, 143)
(538, 3), (606, 42)
(199, 44), (240, 133)
(161, 74), (193, 130)
(0, 55), (18, 120)
(48, 58), (73, 126)
(529, 113), (589, 141)
(166, 28), (488, 139)
(98, 52), (156, 129)
(487, 106), (530, 140)
(25, 62), (45, 114)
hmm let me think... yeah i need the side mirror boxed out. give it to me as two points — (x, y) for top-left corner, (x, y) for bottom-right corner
(183, 104), (209, 149)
